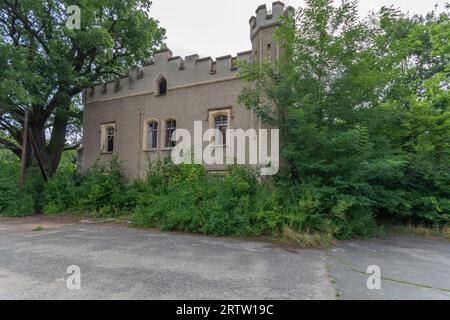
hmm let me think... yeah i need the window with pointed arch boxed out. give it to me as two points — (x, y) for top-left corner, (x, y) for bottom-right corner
(157, 77), (167, 96)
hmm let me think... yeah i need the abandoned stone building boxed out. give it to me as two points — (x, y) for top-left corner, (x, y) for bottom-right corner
(79, 2), (293, 179)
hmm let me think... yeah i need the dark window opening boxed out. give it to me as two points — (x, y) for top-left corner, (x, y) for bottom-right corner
(158, 78), (167, 96)
(106, 127), (115, 152)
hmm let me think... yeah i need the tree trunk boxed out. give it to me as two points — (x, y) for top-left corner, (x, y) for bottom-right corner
(24, 103), (71, 178)
(46, 107), (69, 176)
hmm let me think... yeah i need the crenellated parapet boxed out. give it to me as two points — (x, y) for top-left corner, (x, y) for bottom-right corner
(84, 48), (252, 104)
(249, 1), (294, 40)
(83, 2), (291, 104)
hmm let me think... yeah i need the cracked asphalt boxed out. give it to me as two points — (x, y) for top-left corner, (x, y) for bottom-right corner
(328, 236), (450, 299)
(0, 216), (449, 300)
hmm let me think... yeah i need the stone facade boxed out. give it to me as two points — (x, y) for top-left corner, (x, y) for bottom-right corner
(80, 2), (293, 180)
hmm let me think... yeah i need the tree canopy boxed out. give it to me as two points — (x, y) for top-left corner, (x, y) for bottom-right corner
(0, 0), (165, 176)
(239, 0), (449, 232)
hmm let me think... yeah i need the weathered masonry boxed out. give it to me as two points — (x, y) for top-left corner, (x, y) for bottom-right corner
(80, 2), (293, 179)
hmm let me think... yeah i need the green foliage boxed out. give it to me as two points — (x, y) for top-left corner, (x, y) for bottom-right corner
(75, 158), (128, 215)
(131, 163), (254, 235)
(43, 157), (133, 216)
(0, 0), (166, 176)
(130, 161), (374, 238)
(1, 0), (448, 242)
(238, 0), (450, 236)
(0, 150), (36, 216)
(42, 166), (78, 215)
(131, 162), (295, 236)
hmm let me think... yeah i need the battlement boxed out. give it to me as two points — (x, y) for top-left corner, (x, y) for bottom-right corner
(249, 1), (294, 40)
(83, 2), (291, 104)
(84, 48), (252, 104)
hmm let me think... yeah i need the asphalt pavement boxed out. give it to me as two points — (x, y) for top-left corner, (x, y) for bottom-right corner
(0, 216), (448, 300)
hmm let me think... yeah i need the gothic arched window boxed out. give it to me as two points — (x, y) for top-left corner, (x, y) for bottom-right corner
(157, 77), (167, 96)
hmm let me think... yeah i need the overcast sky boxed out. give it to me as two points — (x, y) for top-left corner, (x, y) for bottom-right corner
(150, 0), (443, 58)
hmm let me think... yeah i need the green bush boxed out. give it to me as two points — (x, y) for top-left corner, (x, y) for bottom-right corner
(0, 151), (36, 216)
(236, 1), (450, 236)
(0, 145), (424, 240)
(130, 161), (357, 238)
(43, 157), (133, 217)
(0, 181), (35, 217)
(42, 166), (78, 214)
(76, 158), (129, 216)
(3, 145), (444, 241)
(131, 163), (262, 236)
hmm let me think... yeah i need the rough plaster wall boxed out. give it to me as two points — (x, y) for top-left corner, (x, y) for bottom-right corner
(83, 78), (257, 180)
(84, 50), (251, 106)
(81, 3), (293, 180)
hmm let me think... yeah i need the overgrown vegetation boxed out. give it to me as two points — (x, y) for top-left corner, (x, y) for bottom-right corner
(43, 157), (135, 217)
(378, 221), (450, 241)
(238, 0), (450, 236)
(0, 150), (35, 216)
(130, 161), (334, 239)
(0, 0), (449, 244)
(0, 0), (165, 176)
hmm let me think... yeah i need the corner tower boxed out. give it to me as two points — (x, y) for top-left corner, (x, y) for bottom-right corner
(249, 2), (294, 62)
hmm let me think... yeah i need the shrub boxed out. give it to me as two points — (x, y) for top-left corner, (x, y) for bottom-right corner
(0, 146), (385, 240)
(131, 161), (361, 238)
(0, 151), (36, 216)
(0, 182), (35, 217)
(43, 167), (78, 214)
(131, 163), (263, 236)
(76, 157), (128, 215)
(43, 157), (132, 217)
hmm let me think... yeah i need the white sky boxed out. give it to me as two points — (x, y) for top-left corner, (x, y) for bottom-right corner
(150, 0), (443, 58)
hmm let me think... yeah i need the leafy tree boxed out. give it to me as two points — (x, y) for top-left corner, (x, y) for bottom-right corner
(238, 0), (449, 233)
(0, 0), (165, 176)
(379, 6), (450, 223)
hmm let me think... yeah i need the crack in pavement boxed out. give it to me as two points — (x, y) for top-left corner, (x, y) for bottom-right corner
(328, 252), (450, 293)
(325, 263), (342, 300)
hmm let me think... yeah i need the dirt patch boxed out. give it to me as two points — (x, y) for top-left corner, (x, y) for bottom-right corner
(0, 215), (82, 232)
